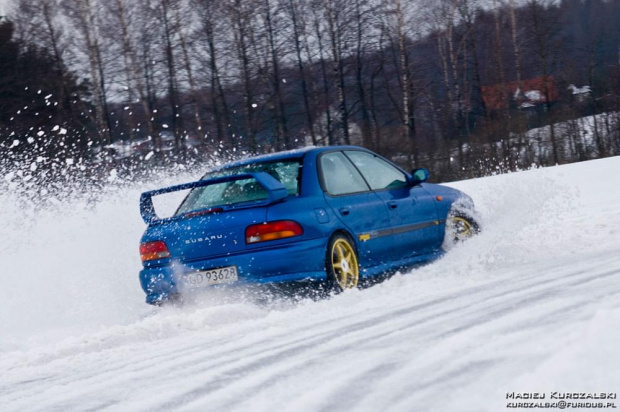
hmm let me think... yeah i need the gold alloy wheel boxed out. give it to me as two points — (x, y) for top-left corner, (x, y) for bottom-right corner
(451, 216), (475, 241)
(330, 238), (359, 289)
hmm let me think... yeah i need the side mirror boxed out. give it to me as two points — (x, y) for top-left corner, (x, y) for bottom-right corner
(410, 168), (430, 185)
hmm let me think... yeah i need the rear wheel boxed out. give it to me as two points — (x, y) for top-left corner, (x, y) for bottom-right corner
(326, 235), (360, 291)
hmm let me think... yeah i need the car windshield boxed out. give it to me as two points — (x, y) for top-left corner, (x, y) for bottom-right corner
(175, 160), (301, 215)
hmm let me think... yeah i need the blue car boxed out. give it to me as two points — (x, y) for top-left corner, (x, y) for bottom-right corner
(138, 146), (479, 304)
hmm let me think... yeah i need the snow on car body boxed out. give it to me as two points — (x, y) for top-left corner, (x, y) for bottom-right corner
(138, 146), (477, 304)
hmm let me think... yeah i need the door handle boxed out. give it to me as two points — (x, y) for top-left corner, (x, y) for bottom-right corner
(339, 207), (350, 216)
(387, 201), (398, 209)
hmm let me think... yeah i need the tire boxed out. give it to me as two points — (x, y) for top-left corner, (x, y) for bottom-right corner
(444, 212), (480, 247)
(326, 234), (360, 291)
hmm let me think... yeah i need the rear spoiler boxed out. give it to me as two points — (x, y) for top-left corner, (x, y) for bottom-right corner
(139, 172), (289, 224)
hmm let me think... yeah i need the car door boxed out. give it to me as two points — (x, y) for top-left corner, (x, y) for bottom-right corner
(344, 150), (442, 259)
(318, 151), (394, 267)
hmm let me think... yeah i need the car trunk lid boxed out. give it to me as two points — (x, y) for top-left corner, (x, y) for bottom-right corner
(140, 173), (288, 262)
(144, 207), (267, 262)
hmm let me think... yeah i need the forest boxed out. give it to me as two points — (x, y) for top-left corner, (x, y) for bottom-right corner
(1, 0), (620, 184)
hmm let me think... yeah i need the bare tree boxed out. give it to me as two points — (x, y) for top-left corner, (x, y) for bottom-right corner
(262, 0), (290, 149)
(311, 1), (335, 145)
(105, 0), (160, 145)
(62, 0), (113, 144)
(229, 0), (258, 151)
(192, 0), (233, 148)
(285, 0), (317, 145)
(156, 0), (183, 150)
(353, 0), (375, 147)
(175, 3), (203, 138)
(509, 0), (523, 89)
(323, 0), (351, 145)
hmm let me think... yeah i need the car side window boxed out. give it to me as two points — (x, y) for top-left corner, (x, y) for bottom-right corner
(320, 152), (370, 195)
(345, 151), (408, 190)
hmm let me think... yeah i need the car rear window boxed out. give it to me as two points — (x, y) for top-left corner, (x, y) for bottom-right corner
(175, 160), (301, 215)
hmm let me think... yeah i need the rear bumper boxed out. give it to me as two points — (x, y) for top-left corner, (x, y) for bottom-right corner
(139, 237), (327, 304)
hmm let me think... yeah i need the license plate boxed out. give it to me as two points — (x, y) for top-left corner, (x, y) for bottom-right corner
(184, 266), (238, 288)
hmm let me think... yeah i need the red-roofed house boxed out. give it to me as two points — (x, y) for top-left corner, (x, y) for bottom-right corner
(481, 76), (559, 111)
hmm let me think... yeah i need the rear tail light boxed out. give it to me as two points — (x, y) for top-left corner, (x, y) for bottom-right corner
(246, 220), (303, 244)
(140, 241), (171, 262)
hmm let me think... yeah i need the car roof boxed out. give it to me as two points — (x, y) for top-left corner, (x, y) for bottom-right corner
(210, 145), (367, 172)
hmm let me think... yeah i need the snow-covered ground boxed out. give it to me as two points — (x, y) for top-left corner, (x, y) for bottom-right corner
(522, 112), (619, 159)
(1, 157), (619, 411)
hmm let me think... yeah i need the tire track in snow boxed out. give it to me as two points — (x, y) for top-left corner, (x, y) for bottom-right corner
(2, 251), (619, 412)
(19, 260), (616, 408)
(184, 268), (620, 412)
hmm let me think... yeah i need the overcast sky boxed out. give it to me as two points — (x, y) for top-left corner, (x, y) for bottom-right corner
(0, 0), (9, 16)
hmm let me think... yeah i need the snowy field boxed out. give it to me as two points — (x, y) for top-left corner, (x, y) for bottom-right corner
(1, 157), (619, 411)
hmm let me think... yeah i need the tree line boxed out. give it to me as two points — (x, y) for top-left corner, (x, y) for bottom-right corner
(2, 0), (620, 183)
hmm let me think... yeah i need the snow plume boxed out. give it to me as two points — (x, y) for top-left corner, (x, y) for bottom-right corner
(0, 132), (246, 209)
(0, 136), (262, 352)
(0, 153), (220, 352)
(440, 169), (578, 274)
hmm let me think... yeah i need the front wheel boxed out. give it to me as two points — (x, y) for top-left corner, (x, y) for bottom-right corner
(444, 212), (480, 247)
(326, 234), (360, 291)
